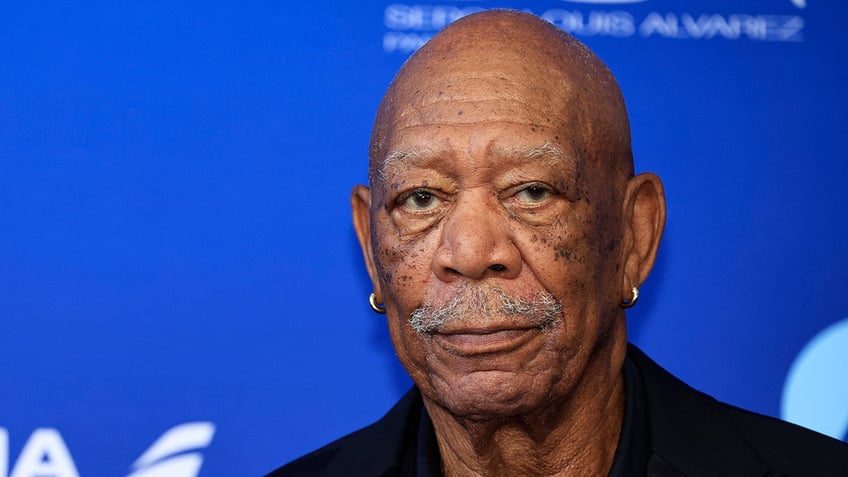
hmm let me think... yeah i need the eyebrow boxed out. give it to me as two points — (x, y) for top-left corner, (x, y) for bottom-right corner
(499, 142), (569, 164)
(379, 142), (571, 179)
(379, 149), (427, 180)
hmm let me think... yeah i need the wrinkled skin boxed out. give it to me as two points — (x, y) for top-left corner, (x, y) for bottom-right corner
(352, 10), (666, 476)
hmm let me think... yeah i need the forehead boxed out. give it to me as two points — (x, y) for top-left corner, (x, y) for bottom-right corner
(376, 93), (586, 190)
(370, 14), (632, 194)
(381, 139), (577, 177)
(377, 78), (583, 182)
(389, 62), (574, 130)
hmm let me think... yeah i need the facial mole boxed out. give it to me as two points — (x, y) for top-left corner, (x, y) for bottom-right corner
(457, 110), (464, 115)
(557, 248), (574, 260)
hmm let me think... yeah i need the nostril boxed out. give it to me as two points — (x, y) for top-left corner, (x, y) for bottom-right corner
(489, 264), (507, 272)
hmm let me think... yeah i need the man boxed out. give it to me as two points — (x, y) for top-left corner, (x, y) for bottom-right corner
(269, 9), (848, 476)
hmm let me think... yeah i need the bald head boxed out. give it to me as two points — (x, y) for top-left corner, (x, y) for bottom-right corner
(369, 9), (633, 186)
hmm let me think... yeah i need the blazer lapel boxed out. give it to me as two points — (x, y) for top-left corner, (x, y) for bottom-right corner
(629, 345), (771, 477)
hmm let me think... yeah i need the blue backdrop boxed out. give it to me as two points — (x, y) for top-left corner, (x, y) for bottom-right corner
(1, 1), (846, 475)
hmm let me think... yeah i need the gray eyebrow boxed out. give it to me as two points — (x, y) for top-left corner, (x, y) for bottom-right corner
(378, 148), (429, 180)
(500, 142), (567, 162)
(378, 142), (571, 180)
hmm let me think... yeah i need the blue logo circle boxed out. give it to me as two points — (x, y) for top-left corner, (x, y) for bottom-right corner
(781, 317), (848, 441)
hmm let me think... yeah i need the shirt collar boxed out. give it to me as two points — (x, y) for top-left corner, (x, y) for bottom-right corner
(607, 352), (651, 477)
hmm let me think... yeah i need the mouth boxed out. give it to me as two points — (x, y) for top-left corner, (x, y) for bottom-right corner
(433, 326), (538, 356)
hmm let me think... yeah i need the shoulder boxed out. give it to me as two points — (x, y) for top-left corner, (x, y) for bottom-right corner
(628, 345), (848, 476)
(265, 388), (423, 477)
(265, 426), (366, 477)
(726, 402), (848, 475)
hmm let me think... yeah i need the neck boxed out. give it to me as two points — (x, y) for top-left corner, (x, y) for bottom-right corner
(423, 326), (628, 477)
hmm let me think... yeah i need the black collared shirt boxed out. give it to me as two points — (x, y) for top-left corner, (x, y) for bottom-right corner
(409, 355), (651, 476)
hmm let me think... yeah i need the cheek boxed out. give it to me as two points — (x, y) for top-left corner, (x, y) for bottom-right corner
(372, 215), (452, 384)
(519, 212), (602, 303)
(373, 237), (440, 385)
(373, 216), (438, 308)
(531, 206), (621, 320)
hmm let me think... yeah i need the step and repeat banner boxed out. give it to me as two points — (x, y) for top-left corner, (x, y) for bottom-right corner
(1, 1), (846, 475)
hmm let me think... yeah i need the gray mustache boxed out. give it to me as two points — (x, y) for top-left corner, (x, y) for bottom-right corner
(408, 284), (562, 335)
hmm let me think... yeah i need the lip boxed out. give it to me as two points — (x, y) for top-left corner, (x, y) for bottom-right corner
(433, 326), (538, 356)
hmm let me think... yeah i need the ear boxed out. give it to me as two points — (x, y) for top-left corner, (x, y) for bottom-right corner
(620, 173), (666, 302)
(351, 185), (383, 304)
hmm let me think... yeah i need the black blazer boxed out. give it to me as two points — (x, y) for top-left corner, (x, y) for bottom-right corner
(268, 345), (848, 476)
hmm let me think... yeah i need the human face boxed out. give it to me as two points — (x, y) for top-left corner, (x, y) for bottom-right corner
(357, 65), (628, 420)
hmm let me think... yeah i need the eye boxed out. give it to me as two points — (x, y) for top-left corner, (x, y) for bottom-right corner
(513, 183), (554, 205)
(398, 189), (443, 211)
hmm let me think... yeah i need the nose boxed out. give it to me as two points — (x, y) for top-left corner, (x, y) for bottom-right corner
(433, 192), (522, 282)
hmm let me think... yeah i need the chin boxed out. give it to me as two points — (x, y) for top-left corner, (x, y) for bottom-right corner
(429, 370), (552, 420)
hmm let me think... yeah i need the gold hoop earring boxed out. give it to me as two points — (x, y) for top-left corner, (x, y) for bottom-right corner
(369, 293), (386, 314)
(621, 286), (639, 309)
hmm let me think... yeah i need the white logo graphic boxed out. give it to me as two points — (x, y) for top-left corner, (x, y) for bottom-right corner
(2, 429), (79, 477)
(1, 422), (215, 477)
(126, 422), (216, 477)
(781, 318), (848, 441)
(382, 2), (806, 52)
